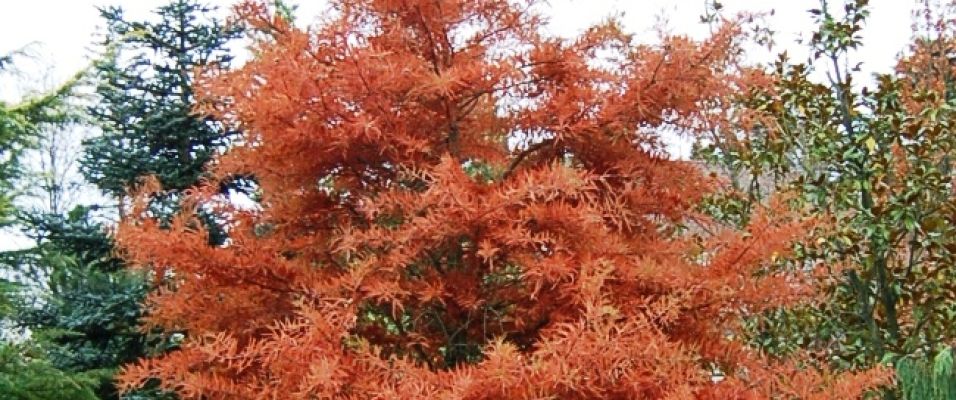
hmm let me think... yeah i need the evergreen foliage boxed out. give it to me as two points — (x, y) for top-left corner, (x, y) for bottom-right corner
(0, 51), (101, 400)
(10, 207), (154, 399)
(82, 0), (241, 197)
(0, 341), (100, 400)
(696, 0), (956, 397)
(897, 346), (956, 400)
(0, 51), (76, 226)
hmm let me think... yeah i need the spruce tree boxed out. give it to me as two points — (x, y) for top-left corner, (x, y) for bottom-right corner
(82, 0), (241, 200)
(11, 207), (156, 399)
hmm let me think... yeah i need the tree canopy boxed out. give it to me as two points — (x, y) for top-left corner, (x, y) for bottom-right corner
(113, 1), (887, 398)
(695, 0), (956, 397)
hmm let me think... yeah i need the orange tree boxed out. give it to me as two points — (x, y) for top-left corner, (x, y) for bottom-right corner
(115, 1), (887, 398)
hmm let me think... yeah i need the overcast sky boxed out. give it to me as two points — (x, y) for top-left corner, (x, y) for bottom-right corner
(1, 0), (917, 87)
(0, 0), (919, 250)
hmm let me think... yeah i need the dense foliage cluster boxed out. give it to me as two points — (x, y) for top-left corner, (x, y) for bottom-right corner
(696, 0), (956, 397)
(110, 0), (889, 398)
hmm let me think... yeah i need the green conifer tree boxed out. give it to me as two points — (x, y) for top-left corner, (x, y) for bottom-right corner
(83, 0), (241, 199)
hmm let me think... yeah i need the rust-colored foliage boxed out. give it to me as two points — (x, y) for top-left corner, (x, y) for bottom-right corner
(116, 1), (888, 398)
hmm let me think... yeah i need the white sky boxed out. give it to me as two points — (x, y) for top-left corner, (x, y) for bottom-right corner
(1, 0), (917, 88)
(0, 0), (918, 250)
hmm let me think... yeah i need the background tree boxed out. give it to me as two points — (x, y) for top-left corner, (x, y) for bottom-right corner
(2, 1), (244, 399)
(82, 0), (242, 215)
(116, 1), (887, 398)
(9, 206), (160, 400)
(0, 51), (77, 226)
(695, 0), (956, 397)
(0, 51), (100, 400)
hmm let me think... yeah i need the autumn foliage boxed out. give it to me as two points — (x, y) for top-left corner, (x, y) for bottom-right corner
(115, 0), (888, 398)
